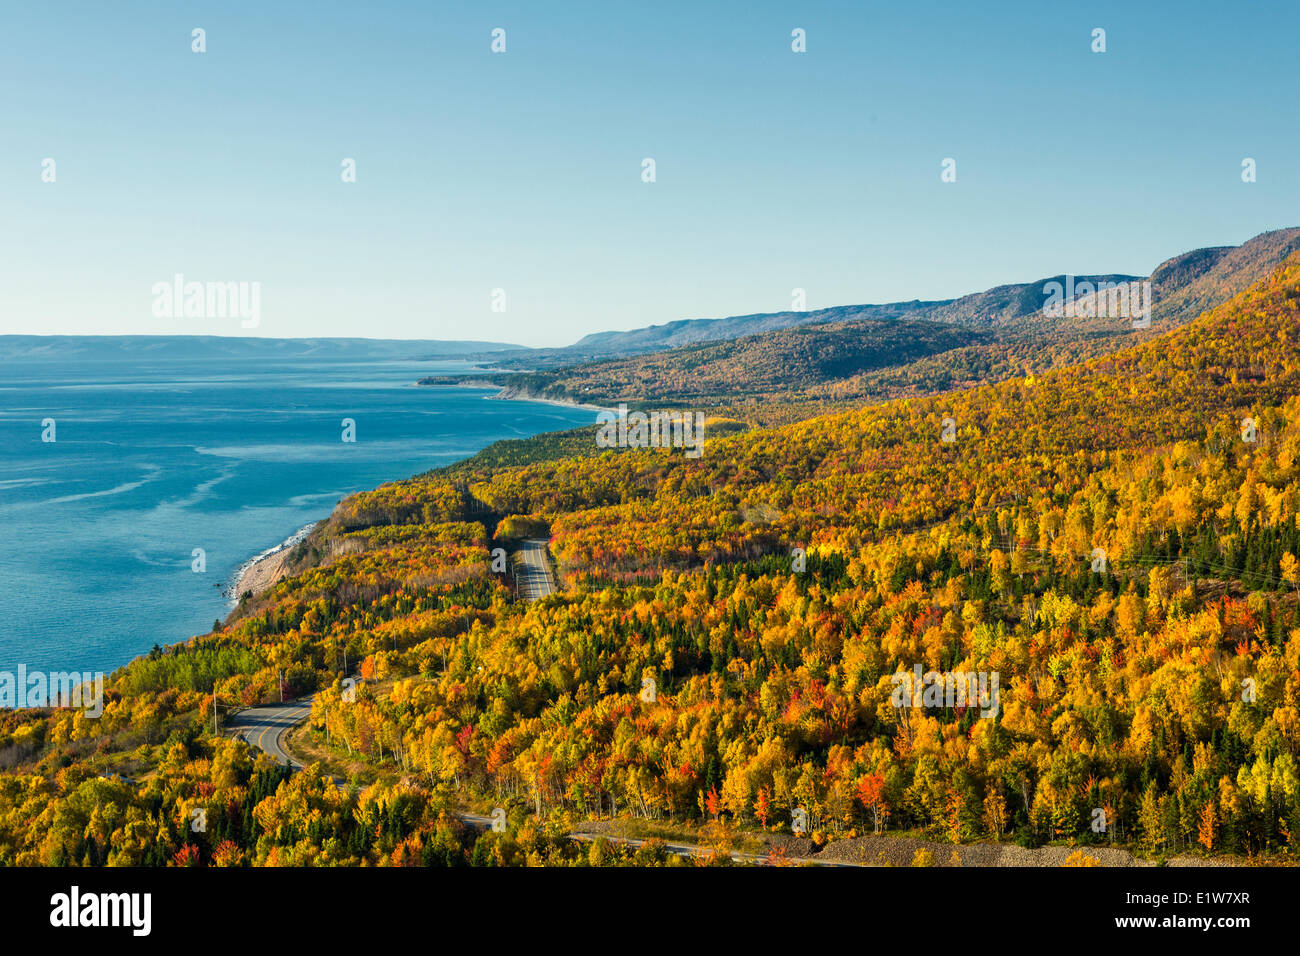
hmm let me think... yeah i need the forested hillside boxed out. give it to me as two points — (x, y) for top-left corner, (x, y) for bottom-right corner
(482, 319), (990, 411)
(438, 229), (1300, 425)
(3, 256), (1300, 866)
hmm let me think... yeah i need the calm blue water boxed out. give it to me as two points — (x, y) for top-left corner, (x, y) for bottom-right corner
(0, 358), (595, 675)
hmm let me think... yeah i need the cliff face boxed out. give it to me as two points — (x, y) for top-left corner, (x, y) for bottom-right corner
(490, 384), (600, 407)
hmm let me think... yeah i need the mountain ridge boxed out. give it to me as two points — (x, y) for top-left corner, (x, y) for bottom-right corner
(435, 228), (1300, 419)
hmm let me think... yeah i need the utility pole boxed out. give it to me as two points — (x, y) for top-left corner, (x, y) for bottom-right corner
(212, 691), (217, 735)
(279, 669), (284, 703)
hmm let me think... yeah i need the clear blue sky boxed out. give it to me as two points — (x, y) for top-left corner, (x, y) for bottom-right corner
(2, 0), (1296, 346)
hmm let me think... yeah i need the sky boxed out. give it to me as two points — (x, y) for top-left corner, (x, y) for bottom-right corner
(2, 0), (1297, 347)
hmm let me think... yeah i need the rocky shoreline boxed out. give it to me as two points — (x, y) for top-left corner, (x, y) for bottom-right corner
(415, 374), (616, 413)
(223, 385), (610, 612)
(486, 384), (615, 413)
(224, 521), (321, 605)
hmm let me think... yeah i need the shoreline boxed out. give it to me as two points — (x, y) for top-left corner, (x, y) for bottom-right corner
(224, 390), (609, 612)
(486, 386), (617, 414)
(224, 521), (321, 605)
(416, 376), (618, 415)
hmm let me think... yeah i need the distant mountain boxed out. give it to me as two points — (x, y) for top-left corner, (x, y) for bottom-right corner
(473, 228), (1300, 371)
(0, 335), (523, 363)
(908, 274), (1138, 330)
(1148, 227), (1300, 325)
(470, 318), (991, 408)
(12, 230), (1296, 378)
(1013, 227), (1300, 333)
(560, 270), (1136, 349)
(471, 277), (1140, 371)
(438, 228), (1300, 420)
(566, 300), (946, 355)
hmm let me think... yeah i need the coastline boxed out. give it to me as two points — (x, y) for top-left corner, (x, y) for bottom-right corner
(223, 391), (611, 610)
(486, 385), (617, 414)
(415, 376), (618, 414)
(224, 521), (321, 605)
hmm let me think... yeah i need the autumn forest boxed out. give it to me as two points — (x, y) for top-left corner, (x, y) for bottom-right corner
(6, 252), (1300, 870)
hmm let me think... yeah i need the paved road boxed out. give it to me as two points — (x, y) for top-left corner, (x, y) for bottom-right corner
(231, 693), (495, 829)
(229, 694), (855, 865)
(566, 830), (858, 866)
(516, 538), (556, 600)
(226, 697), (313, 769)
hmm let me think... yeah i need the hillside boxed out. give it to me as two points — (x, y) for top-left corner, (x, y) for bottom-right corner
(481, 319), (992, 409)
(471, 273), (1136, 371)
(447, 228), (1300, 420)
(565, 300), (947, 355)
(1151, 227), (1300, 326)
(3, 253), (1299, 866)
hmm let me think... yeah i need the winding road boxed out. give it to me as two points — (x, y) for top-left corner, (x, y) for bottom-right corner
(226, 697), (313, 769)
(227, 693), (850, 864)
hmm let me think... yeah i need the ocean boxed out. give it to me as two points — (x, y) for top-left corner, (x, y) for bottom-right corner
(0, 356), (596, 675)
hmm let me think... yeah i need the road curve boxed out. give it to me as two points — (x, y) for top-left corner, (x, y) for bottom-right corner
(226, 697), (314, 769)
(229, 693), (494, 829)
(228, 694), (854, 865)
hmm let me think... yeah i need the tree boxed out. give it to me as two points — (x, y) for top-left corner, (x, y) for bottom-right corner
(1197, 802), (1217, 852)
(857, 774), (889, 834)
(982, 789), (1008, 841)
